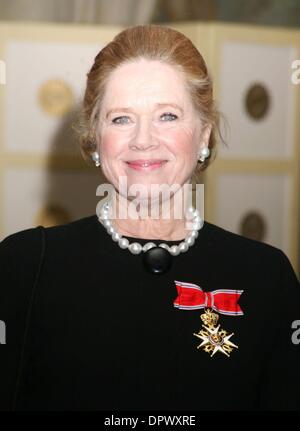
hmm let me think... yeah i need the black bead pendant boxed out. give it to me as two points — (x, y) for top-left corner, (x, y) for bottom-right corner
(142, 246), (173, 275)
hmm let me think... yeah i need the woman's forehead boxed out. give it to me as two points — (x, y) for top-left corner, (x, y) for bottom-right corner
(102, 60), (191, 110)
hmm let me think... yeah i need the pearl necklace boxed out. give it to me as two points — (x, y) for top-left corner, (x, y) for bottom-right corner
(98, 201), (204, 274)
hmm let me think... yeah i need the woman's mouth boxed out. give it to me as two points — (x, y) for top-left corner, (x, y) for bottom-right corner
(125, 159), (168, 171)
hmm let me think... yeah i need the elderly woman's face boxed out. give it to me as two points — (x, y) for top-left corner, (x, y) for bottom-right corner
(97, 59), (209, 200)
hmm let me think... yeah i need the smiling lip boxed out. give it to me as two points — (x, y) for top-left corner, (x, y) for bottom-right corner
(125, 159), (168, 171)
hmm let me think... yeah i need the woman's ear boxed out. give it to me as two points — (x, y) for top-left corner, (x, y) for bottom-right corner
(197, 123), (212, 156)
(202, 124), (212, 146)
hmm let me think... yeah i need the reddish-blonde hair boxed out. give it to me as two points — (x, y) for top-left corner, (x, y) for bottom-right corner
(76, 24), (224, 178)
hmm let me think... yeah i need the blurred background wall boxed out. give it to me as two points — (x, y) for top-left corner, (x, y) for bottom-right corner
(1, 0), (300, 27)
(0, 0), (299, 276)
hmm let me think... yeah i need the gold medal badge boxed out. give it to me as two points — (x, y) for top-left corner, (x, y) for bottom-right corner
(193, 308), (238, 357)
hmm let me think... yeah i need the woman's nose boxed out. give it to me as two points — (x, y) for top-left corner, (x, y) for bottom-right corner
(130, 117), (157, 150)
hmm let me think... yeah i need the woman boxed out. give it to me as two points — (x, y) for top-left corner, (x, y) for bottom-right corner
(0, 24), (299, 411)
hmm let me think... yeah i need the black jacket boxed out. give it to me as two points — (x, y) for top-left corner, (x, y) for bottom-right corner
(0, 215), (299, 411)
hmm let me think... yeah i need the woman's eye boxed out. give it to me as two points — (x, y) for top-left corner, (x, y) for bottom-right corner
(112, 116), (130, 125)
(160, 112), (178, 121)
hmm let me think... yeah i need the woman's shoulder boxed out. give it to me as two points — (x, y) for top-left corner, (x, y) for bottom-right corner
(203, 220), (299, 286)
(0, 215), (100, 292)
(203, 219), (287, 261)
(0, 214), (98, 254)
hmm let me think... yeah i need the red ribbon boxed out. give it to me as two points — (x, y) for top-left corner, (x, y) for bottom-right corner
(173, 280), (243, 316)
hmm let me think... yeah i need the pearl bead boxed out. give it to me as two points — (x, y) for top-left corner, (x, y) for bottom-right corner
(103, 219), (111, 228)
(193, 221), (203, 230)
(186, 206), (195, 215)
(189, 230), (199, 239)
(143, 242), (156, 252)
(112, 232), (121, 242)
(186, 236), (195, 246)
(178, 242), (188, 252)
(201, 147), (210, 157)
(119, 238), (129, 249)
(169, 245), (180, 256)
(185, 207), (195, 220)
(107, 226), (115, 235)
(129, 242), (143, 254)
(159, 243), (170, 251)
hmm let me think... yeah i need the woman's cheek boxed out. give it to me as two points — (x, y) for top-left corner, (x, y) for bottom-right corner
(101, 132), (124, 157)
(165, 128), (196, 154)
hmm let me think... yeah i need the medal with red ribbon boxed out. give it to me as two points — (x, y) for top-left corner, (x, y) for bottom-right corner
(173, 280), (244, 357)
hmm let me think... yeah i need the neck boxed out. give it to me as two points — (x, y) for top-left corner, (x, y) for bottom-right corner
(108, 190), (192, 241)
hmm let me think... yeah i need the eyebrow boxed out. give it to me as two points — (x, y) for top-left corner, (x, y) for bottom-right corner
(105, 103), (183, 118)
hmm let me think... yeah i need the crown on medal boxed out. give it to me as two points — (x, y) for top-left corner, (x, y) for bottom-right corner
(200, 309), (219, 328)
